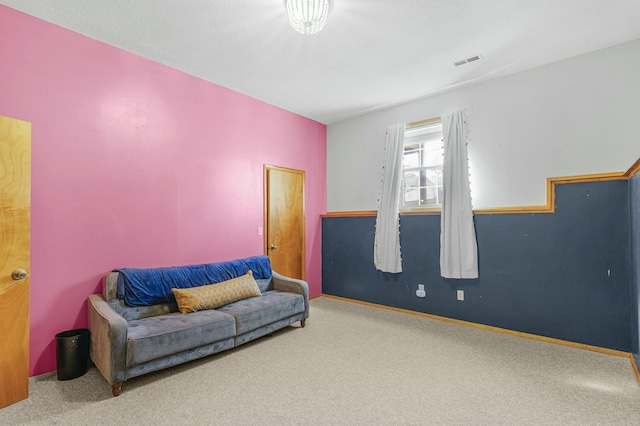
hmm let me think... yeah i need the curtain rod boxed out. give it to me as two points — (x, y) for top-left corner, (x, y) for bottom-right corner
(407, 116), (442, 129)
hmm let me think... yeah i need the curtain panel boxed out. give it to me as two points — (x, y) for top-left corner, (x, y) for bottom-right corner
(374, 123), (405, 273)
(440, 110), (479, 279)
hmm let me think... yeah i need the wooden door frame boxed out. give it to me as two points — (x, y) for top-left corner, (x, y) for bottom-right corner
(263, 164), (306, 280)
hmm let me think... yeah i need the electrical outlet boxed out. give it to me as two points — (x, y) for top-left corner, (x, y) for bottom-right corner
(457, 290), (464, 301)
(416, 284), (426, 298)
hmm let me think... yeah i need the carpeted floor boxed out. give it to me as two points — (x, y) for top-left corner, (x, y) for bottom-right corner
(2, 296), (639, 425)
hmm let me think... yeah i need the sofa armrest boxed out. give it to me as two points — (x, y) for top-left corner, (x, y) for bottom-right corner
(87, 294), (128, 385)
(271, 271), (309, 320)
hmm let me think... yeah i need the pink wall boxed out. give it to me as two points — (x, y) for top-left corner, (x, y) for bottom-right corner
(0, 6), (326, 377)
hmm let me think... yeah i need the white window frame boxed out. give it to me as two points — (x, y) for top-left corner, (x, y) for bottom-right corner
(400, 118), (444, 210)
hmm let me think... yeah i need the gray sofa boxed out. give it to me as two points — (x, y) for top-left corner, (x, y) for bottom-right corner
(87, 258), (309, 396)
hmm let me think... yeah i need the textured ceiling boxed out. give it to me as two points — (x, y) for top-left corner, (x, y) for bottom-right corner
(2, 0), (640, 124)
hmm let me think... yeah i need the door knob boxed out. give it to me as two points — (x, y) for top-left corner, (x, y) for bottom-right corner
(270, 244), (277, 250)
(11, 269), (28, 280)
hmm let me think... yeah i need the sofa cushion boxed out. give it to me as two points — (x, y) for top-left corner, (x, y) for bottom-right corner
(126, 309), (236, 366)
(109, 299), (178, 321)
(217, 290), (305, 335)
(255, 277), (272, 293)
(172, 271), (262, 314)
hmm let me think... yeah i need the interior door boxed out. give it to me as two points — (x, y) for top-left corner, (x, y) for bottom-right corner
(264, 165), (305, 280)
(0, 116), (31, 409)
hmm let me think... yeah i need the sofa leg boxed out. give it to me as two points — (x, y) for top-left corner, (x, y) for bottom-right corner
(112, 382), (123, 397)
(300, 319), (306, 328)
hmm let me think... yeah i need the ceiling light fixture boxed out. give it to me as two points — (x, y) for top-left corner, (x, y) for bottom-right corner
(286, 0), (329, 35)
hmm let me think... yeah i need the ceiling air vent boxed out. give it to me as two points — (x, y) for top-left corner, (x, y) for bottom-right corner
(453, 54), (483, 67)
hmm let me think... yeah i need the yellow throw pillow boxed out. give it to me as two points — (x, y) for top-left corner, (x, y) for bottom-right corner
(171, 271), (262, 314)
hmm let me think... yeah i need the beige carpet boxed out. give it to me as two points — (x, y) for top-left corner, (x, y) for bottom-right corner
(2, 296), (640, 425)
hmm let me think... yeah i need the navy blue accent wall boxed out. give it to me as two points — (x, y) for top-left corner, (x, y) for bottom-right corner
(323, 180), (632, 351)
(630, 174), (640, 362)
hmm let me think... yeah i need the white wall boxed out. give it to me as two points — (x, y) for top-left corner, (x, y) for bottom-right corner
(327, 39), (640, 211)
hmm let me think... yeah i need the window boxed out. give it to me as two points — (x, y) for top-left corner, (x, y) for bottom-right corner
(401, 120), (443, 209)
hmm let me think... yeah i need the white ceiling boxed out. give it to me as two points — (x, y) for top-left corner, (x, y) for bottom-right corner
(2, 0), (640, 124)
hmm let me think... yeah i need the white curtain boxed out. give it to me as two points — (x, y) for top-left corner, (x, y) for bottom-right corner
(374, 123), (405, 273)
(440, 110), (478, 279)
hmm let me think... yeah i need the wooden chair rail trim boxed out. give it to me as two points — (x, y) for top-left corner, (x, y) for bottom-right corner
(322, 163), (639, 218)
(322, 210), (378, 217)
(625, 156), (640, 178)
(476, 171), (627, 215)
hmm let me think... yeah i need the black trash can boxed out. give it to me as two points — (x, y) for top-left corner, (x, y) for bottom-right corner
(55, 328), (90, 380)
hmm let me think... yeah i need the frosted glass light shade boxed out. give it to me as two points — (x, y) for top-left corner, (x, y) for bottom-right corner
(286, 0), (329, 35)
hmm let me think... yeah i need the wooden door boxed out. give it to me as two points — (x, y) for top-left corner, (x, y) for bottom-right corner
(264, 165), (305, 280)
(0, 116), (31, 409)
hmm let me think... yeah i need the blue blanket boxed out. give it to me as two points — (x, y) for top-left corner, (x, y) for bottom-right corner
(115, 255), (272, 307)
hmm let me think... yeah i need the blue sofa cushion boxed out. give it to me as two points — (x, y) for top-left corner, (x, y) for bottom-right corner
(116, 255), (272, 307)
(217, 291), (305, 335)
(126, 309), (236, 366)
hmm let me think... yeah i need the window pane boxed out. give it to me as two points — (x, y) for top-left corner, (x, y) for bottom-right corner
(403, 189), (420, 206)
(403, 170), (419, 189)
(422, 142), (442, 167)
(403, 144), (421, 168)
(425, 168), (441, 186)
(401, 121), (444, 209)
